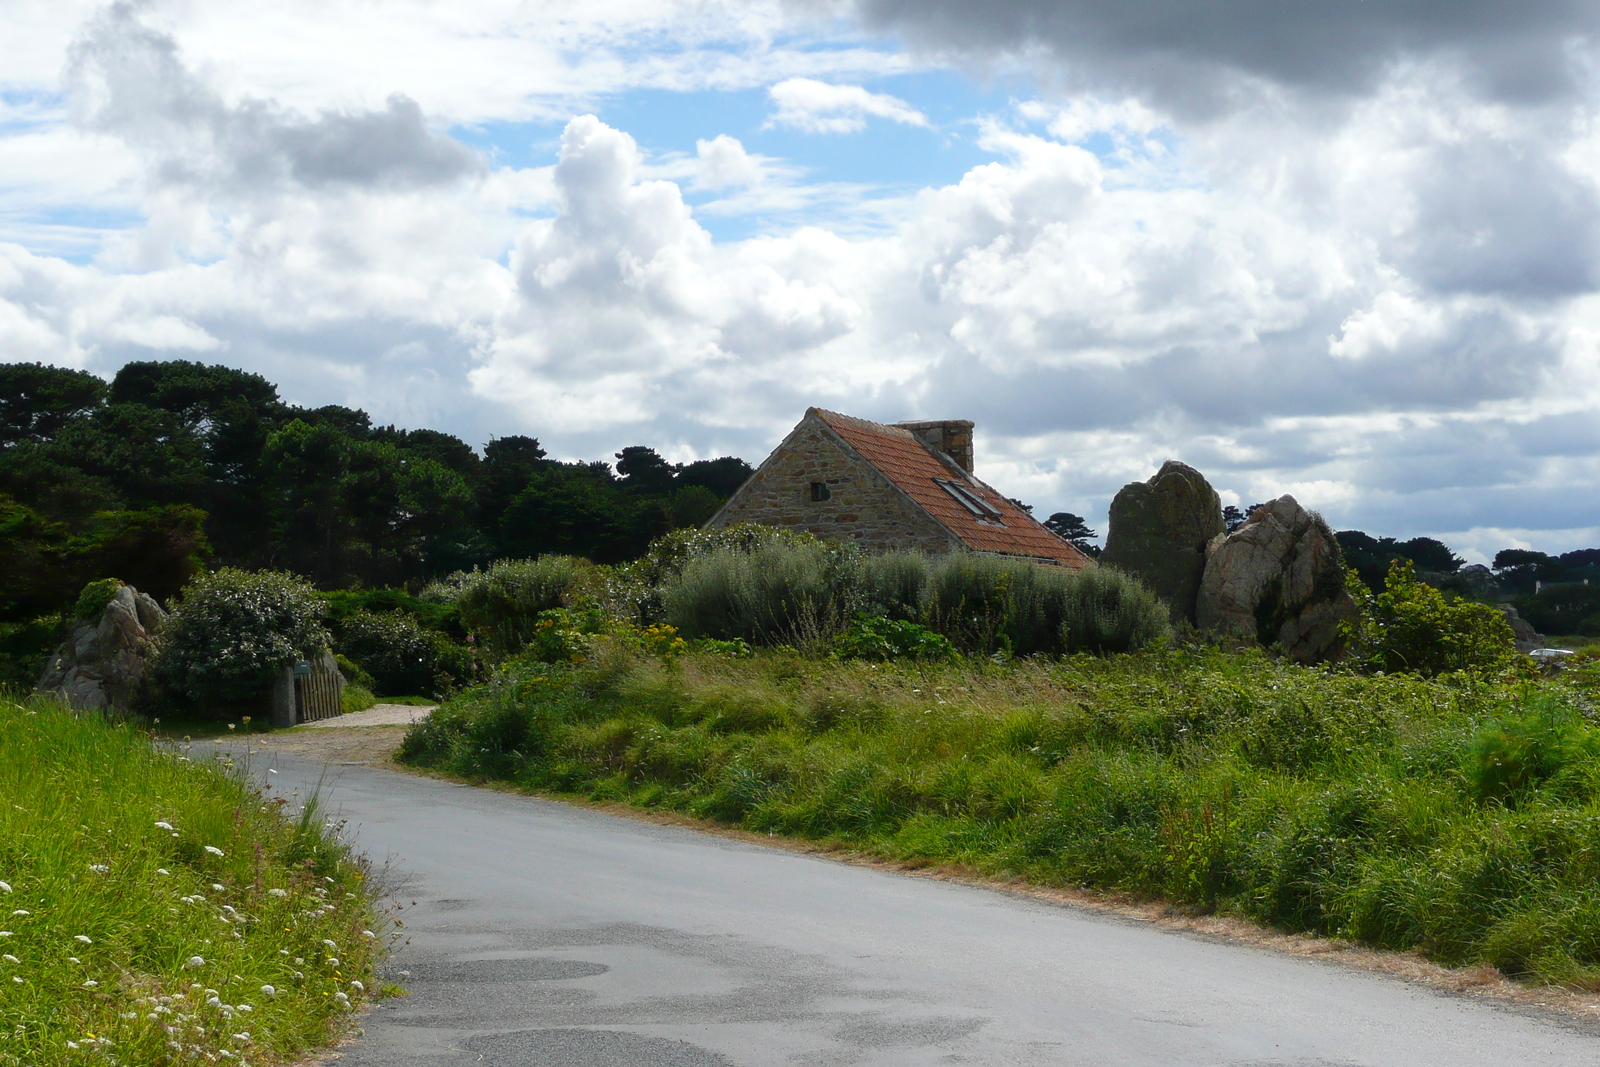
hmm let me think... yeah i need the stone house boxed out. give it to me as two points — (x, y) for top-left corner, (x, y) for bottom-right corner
(705, 407), (1091, 567)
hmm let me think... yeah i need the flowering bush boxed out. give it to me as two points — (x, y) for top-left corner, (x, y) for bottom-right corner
(155, 569), (329, 708)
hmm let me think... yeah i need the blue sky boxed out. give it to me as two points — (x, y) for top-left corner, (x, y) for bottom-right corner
(1, 0), (1598, 560)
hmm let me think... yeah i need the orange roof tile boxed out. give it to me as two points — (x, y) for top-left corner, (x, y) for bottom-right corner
(812, 408), (1091, 568)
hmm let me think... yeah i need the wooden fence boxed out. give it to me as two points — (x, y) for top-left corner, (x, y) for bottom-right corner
(294, 656), (345, 722)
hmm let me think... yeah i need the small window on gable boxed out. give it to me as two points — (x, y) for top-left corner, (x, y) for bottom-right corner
(809, 481), (831, 502)
(935, 478), (1004, 522)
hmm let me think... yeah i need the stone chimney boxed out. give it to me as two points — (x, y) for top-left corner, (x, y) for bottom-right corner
(895, 419), (974, 473)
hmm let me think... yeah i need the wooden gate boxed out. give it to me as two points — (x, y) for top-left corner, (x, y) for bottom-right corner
(293, 654), (345, 723)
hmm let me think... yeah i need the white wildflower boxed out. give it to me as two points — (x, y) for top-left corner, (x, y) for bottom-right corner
(87, 864), (109, 874)
(66, 1040), (79, 1049)
(11, 976), (20, 983)
(348, 980), (364, 993)
(156, 868), (171, 875)
(68, 956), (80, 963)
(204, 846), (224, 857)
(74, 935), (92, 944)
(0, 932), (9, 937)
(327, 958), (340, 967)
(11, 910), (27, 916)
(83, 980), (98, 988)
(212, 883), (225, 892)
(2, 954), (17, 963)
(186, 956), (205, 968)
(0, 881), (9, 893)
(321, 939), (336, 948)
(155, 822), (174, 831)
(233, 1032), (251, 1043)
(361, 930), (375, 939)
(267, 889), (287, 898)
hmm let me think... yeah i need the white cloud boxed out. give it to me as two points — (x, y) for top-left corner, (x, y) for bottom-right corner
(694, 134), (766, 191)
(765, 77), (929, 133)
(0, 2), (1598, 548)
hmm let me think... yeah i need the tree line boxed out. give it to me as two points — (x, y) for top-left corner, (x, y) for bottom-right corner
(0, 360), (751, 621)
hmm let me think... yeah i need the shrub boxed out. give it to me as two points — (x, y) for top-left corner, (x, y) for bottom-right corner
(836, 614), (958, 662)
(663, 540), (857, 648)
(609, 523), (827, 624)
(342, 683), (378, 713)
(0, 614), (65, 690)
(1058, 564), (1171, 654)
(74, 577), (122, 621)
(923, 554), (1168, 656)
(1344, 560), (1518, 676)
(155, 569), (328, 711)
(334, 610), (445, 696)
(456, 556), (600, 657)
(856, 552), (932, 622)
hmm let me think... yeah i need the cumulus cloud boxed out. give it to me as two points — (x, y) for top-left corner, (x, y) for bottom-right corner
(67, 2), (481, 198)
(766, 77), (929, 133)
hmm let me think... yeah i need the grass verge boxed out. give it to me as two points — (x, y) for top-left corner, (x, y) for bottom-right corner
(398, 641), (1600, 988)
(0, 697), (384, 1066)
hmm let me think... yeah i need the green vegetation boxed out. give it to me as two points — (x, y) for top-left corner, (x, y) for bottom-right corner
(400, 640), (1600, 987)
(1343, 560), (1519, 677)
(453, 556), (602, 659)
(660, 537), (1169, 656)
(0, 697), (382, 1065)
(153, 569), (329, 715)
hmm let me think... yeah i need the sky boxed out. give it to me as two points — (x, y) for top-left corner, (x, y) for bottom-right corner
(3, 1), (1600, 559)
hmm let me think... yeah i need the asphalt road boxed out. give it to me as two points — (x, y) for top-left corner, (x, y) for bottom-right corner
(257, 751), (1600, 1067)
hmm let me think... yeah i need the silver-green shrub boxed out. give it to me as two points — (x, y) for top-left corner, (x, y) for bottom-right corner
(664, 540), (858, 648)
(455, 556), (598, 657)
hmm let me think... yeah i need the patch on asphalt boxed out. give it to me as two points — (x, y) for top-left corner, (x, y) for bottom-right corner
(467, 1028), (733, 1066)
(834, 1014), (985, 1047)
(406, 957), (609, 983)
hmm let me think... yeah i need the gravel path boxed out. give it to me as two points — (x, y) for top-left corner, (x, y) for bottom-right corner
(301, 703), (437, 728)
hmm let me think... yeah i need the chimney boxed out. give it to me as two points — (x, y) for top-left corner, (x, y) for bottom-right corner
(895, 419), (974, 473)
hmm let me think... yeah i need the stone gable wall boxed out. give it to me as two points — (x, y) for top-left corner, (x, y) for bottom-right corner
(709, 418), (959, 553)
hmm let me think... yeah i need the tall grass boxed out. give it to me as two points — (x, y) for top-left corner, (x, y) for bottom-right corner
(0, 698), (382, 1065)
(401, 643), (1600, 987)
(663, 541), (1169, 656)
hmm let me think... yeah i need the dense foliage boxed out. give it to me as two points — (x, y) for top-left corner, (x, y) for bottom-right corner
(0, 697), (382, 1064)
(154, 569), (330, 709)
(662, 539), (1170, 657)
(1343, 560), (1518, 677)
(0, 360), (751, 615)
(400, 641), (1600, 987)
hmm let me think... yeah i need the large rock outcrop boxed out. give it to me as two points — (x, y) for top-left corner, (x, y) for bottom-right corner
(36, 583), (166, 711)
(1196, 496), (1355, 663)
(1498, 604), (1545, 653)
(1101, 460), (1224, 624)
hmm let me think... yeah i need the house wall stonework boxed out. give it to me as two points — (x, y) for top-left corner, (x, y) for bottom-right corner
(707, 417), (960, 553)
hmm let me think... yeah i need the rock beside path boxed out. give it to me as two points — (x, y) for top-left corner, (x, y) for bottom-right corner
(1197, 495), (1355, 663)
(1101, 460), (1225, 625)
(37, 583), (167, 711)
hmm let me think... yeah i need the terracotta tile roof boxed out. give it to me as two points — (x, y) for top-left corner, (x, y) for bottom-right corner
(812, 408), (1091, 568)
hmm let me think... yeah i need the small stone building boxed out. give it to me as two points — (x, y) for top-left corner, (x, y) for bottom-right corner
(706, 408), (1091, 567)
